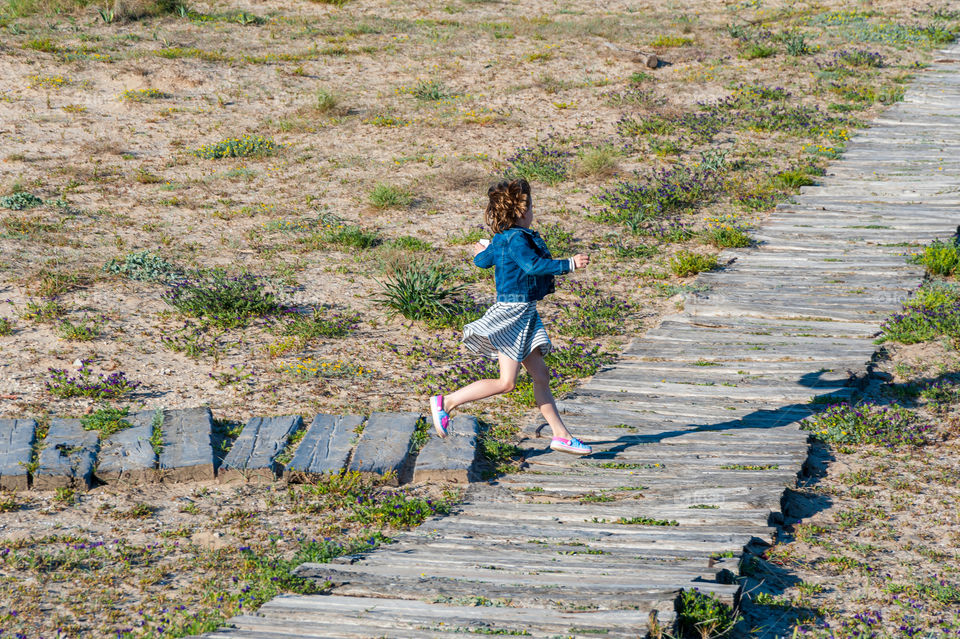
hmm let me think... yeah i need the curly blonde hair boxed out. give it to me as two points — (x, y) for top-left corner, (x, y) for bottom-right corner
(485, 179), (531, 234)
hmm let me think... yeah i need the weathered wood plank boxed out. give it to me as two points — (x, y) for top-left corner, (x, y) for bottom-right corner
(96, 410), (158, 485)
(294, 563), (726, 608)
(255, 594), (672, 639)
(157, 407), (216, 482)
(33, 418), (99, 490)
(219, 415), (303, 484)
(286, 414), (363, 477)
(413, 415), (478, 483)
(0, 418), (36, 490)
(348, 412), (420, 485)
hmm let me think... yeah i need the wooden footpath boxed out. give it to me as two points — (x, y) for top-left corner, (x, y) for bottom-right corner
(194, 45), (960, 638)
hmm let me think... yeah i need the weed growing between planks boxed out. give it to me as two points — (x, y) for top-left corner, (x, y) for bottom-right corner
(80, 405), (132, 438)
(677, 588), (738, 638)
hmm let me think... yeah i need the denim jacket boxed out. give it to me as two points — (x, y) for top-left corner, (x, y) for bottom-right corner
(474, 226), (571, 303)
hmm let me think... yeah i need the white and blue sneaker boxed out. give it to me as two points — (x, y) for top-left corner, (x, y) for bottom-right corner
(430, 394), (450, 438)
(550, 436), (591, 455)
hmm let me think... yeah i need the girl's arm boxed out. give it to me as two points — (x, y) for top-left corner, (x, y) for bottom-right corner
(473, 242), (494, 269)
(508, 233), (571, 276)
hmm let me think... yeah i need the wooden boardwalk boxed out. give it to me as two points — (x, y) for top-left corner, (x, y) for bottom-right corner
(196, 44), (960, 639)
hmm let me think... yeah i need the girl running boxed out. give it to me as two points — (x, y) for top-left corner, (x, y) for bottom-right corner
(430, 178), (592, 455)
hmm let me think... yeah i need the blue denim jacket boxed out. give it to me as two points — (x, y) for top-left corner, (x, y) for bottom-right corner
(474, 226), (571, 303)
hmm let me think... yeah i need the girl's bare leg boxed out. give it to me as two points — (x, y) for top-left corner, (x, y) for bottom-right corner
(522, 349), (573, 440)
(443, 353), (522, 413)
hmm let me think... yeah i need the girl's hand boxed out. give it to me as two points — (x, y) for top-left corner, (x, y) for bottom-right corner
(473, 241), (488, 256)
(573, 253), (590, 269)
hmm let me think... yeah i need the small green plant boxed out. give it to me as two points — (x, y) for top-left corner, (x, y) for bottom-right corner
(677, 588), (738, 639)
(46, 362), (141, 400)
(878, 281), (960, 345)
(369, 183), (413, 209)
(19, 299), (66, 323)
(25, 37), (60, 53)
(504, 142), (571, 186)
(53, 486), (76, 504)
(783, 31), (813, 55)
(348, 489), (455, 528)
(774, 169), (816, 190)
(81, 405), (132, 439)
(55, 315), (102, 341)
(576, 145), (619, 177)
(411, 79), (452, 101)
(280, 357), (371, 380)
(910, 239), (960, 277)
(315, 88), (338, 113)
(0, 191), (43, 210)
(114, 503), (155, 520)
(162, 269), (284, 328)
(539, 223), (575, 257)
(669, 251), (719, 277)
(365, 113), (410, 127)
(104, 250), (180, 282)
(615, 516), (679, 526)
(649, 137), (683, 157)
(390, 236), (433, 251)
(150, 410), (164, 456)
(651, 35), (694, 47)
(449, 228), (486, 245)
(0, 492), (20, 512)
(719, 464), (779, 470)
(0, 317), (12, 336)
(275, 306), (361, 341)
(193, 134), (278, 159)
(740, 42), (776, 59)
(321, 224), (382, 249)
(701, 223), (752, 248)
(803, 402), (928, 446)
(119, 88), (168, 102)
(376, 262), (468, 322)
(556, 280), (633, 338)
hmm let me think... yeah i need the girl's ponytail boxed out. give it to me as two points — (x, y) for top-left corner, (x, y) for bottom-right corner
(485, 178), (531, 234)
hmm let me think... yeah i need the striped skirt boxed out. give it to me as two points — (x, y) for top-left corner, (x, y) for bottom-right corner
(463, 302), (552, 362)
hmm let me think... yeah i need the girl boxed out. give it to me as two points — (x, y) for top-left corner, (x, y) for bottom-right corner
(430, 178), (592, 455)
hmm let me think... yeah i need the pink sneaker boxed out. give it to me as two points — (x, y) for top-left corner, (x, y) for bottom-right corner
(430, 395), (450, 438)
(550, 436), (591, 455)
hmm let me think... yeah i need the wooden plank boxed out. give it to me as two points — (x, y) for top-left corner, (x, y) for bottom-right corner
(348, 412), (420, 485)
(0, 418), (35, 491)
(219, 415), (303, 484)
(157, 407), (216, 482)
(293, 563), (724, 608)
(33, 418), (99, 491)
(254, 594), (672, 639)
(96, 410), (158, 485)
(413, 415), (478, 483)
(286, 414), (363, 477)
(298, 560), (735, 597)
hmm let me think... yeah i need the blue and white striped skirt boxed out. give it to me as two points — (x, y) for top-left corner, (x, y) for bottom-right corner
(463, 302), (552, 362)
